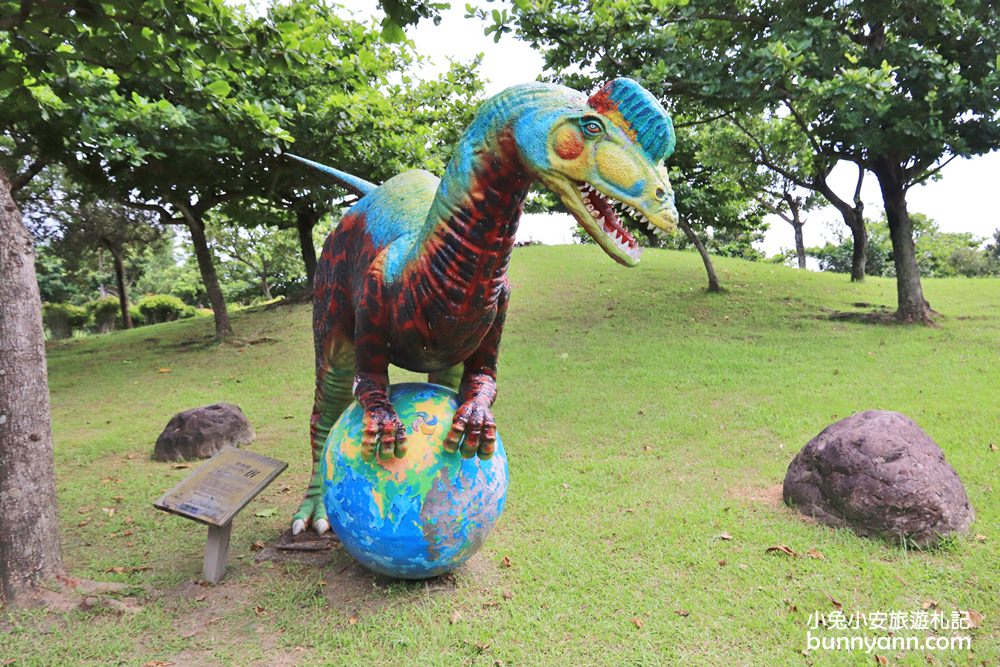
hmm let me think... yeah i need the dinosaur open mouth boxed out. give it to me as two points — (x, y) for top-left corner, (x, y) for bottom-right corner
(576, 182), (642, 262)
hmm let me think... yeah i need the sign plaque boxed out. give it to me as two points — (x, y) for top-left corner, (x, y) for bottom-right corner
(154, 446), (287, 583)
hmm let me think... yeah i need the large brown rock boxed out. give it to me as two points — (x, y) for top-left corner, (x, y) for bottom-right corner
(153, 403), (255, 461)
(783, 410), (973, 547)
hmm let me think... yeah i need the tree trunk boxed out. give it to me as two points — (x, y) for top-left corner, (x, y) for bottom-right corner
(846, 216), (868, 282)
(0, 169), (63, 603)
(295, 210), (318, 287)
(260, 276), (272, 301)
(814, 174), (867, 281)
(873, 160), (933, 323)
(108, 244), (132, 329)
(678, 220), (721, 292)
(792, 222), (806, 269)
(185, 213), (234, 341)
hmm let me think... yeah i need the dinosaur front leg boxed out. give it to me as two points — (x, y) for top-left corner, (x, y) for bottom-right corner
(353, 291), (407, 462)
(444, 286), (508, 460)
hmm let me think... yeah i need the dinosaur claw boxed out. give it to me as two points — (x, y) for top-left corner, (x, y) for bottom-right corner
(314, 518), (330, 535)
(291, 519), (306, 536)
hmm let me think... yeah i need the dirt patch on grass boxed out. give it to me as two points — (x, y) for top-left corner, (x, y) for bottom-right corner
(252, 529), (500, 620)
(319, 551), (498, 620)
(726, 482), (785, 509)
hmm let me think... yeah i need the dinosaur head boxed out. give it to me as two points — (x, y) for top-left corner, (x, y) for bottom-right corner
(515, 78), (678, 267)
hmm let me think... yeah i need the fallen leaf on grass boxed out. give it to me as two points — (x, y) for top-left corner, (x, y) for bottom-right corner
(250, 540), (266, 551)
(450, 610), (462, 624)
(922, 600), (938, 610)
(254, 508), (277, 518)
(765, 545), (799, 557)
(348, 615), (358, 625)
(717, 559), (727, 566)
(254, 605), (266, 616)
(194, 595), (206, 602)
(874, 655), (888, 666)
(77, 519), (91, 527)
(502, 590), (513, 600)
(717, 532), (733, 541)
(158, 368), (172, 374)
(500, 556), (511, 568)
(482, 601), (501, 609)
(171, 464), (190, 470)
(675, 609), (690, 617)
(805, 548), (825, 560)
(824, 592), (843, 611)
(989, 443), (997, 452)
(974, 534), (987, 542)
(472, 641), (490, 653)
(630, 617), (644, 629)
(966, 610), (983, 628)
(145, 662), (174, 666)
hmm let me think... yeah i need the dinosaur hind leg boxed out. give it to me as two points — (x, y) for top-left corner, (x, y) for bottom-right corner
(293, 336), (354, 536)
(429, 365), (463, 392)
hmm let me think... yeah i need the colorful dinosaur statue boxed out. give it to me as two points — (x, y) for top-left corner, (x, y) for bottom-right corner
(287, 78), (678, 535)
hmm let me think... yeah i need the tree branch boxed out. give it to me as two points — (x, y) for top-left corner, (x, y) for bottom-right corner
(906, 154), (957, 190)
(730, 117), (811, 189)
(9, 158), (46, 193)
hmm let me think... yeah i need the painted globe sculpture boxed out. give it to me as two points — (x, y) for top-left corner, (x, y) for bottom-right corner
(321, 383), (509, 579)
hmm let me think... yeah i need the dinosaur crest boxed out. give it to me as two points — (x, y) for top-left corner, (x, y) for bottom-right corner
(588, 78), (675, 163)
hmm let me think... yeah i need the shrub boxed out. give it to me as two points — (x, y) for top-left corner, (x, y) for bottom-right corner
(87, 296), (121, 333)
(136, 294), (195, 324)
(42, 302), (87, 340)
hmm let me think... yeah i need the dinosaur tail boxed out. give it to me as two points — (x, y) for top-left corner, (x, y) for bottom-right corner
(283, 153), (378, 198)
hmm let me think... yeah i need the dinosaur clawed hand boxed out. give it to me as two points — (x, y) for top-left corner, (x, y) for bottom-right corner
(445, 399), (497, 460)
(362, 404), (407, 462)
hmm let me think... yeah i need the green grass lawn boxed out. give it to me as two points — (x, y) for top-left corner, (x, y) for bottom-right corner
(3, 245), (997, 666)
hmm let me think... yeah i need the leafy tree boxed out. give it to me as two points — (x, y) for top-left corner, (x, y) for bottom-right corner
(21, 170), (162, 327)
(493, 0), (1000, 322)
(207, 215), (305, 302)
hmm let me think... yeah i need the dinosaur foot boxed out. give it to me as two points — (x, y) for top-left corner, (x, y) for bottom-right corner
(291, 493), (330, 536)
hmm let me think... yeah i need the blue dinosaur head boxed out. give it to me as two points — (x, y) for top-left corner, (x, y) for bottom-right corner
(508, 78), (678, 267)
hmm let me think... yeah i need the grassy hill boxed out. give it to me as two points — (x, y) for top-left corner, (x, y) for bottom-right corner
(5, 245), (997, 666)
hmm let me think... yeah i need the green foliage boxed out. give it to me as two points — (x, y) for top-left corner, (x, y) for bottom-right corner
(136, 294), (195, 324)
(378, 0), (449, 41)
(42, 302), (87, 339)
(810, 214), (998, 278)
(207, 214), (307, 303)
(87, 295), (122, 332)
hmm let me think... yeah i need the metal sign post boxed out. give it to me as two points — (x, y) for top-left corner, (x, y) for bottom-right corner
(154, 446), (287, 583)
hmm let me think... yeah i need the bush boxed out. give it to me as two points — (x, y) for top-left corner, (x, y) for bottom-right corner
(136, 294), (195, 324)
(87, 296), (121, 333)
(43, 302), (87, 340)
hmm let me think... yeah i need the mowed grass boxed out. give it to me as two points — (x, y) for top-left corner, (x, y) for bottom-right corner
(2, 245), (997, 666)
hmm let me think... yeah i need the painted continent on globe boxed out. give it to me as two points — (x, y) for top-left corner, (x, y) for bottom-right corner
(321, 383), (508, 579)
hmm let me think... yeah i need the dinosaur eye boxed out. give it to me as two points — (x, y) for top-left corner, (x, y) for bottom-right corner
(581, 119), (603, 136)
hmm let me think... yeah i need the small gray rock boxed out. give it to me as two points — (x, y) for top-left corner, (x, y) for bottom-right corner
(783, 410), (973, 547)
(153, 402), (255, 461)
